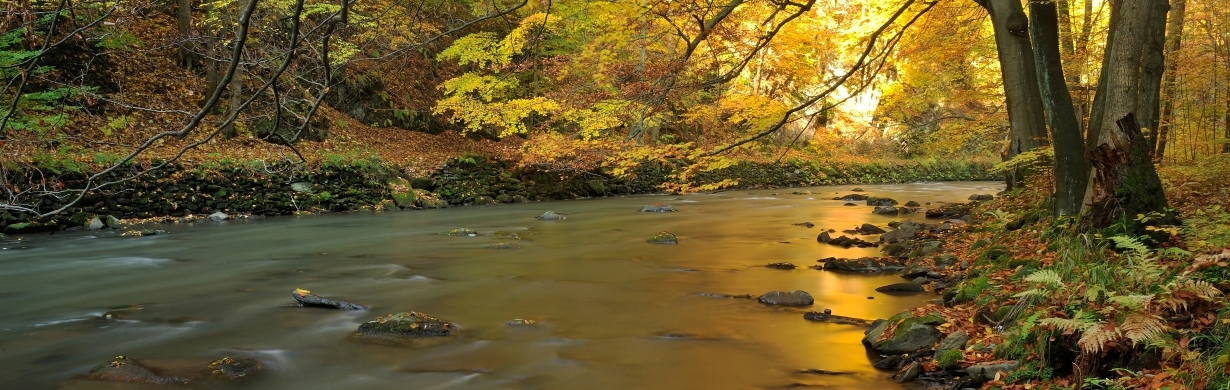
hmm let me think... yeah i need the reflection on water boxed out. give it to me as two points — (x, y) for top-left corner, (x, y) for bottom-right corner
(0, 181), (1002, 389)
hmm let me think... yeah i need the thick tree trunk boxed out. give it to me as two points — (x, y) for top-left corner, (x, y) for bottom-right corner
(977, 0), (1050, 190)
(1030, 0), (1087, 217)
(176, 0), (194, 69)
(1136, 0), (1169, 152)
(1082, 2), (1174, 231)
(1085, 0), (1120, 151)
(1156, 0), (1186, 159)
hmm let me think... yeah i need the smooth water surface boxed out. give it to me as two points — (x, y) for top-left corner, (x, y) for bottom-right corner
(0, 181), (1003, 389)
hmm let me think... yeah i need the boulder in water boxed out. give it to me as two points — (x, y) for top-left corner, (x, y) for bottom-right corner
(442, 228), (478, 236)
(757, 290), (814, 306)
(873, 206), (899, 215)
(926, 203), (974, 219)
(792, 222), (815, 228)
(87, 217), (105, 230)
(292, 288), (367, 310)
(765, 262), (797, 270)
(206, 357), (262, 380)
(866, 197), (899, 207)
(104, 215), (124, 229)
(968, 194), (995, 201)
(834, 194), (870, 201)
(646, 231), (679, 245)
(208, 212), (229, 222)
(875, 282), (926, 294)
(84, 356), (187, 384)
(820, 257), (905, 273)
(537, 211), (565, 220)
(857, 223), (887, 234)
(358, 311), (457, 338)
(490, 243), (521, 249)
(904, 201), (921, 207)
(638, 204), (677, 212)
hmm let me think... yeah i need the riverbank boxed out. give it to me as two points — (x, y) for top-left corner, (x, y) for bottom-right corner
(1, 152), (998, 235)
(863, 160), (1230, 389)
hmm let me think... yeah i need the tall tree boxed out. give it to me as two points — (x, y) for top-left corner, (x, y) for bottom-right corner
(177, 0), (194, 69)
(1136, 0), (1169, 151)
(1029, 0), (1087, 217)
(1155, 0), (1186, 158)
(1083, 0), (1173, 231)
(975, 0), (1049, 190)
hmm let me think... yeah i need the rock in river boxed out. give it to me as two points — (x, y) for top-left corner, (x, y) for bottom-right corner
(206, 357), (263, 380)
(873, 206), (899, 215)
(358, 311), (457, 338)
(765, 262), (797, 270)
(863, 312), (944, 354)
(875, 282), (926, 294)
(83, 355), (262, 384)
(85, 356), (186, 384)
(292, 288), (367, 310)
(639, 204), (677, 212)
(537, 211), (565, 220)
(820, 257), (905, 273)
(647, 231), (679, 245)
(866, 197), (899, 207)
(757, 290), (814, 306)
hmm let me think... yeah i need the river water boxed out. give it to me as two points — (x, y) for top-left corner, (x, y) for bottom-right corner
(0, 181), (1003, 390)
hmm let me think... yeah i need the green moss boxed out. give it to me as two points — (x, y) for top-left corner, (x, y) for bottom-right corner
(936, 348), (963, 370)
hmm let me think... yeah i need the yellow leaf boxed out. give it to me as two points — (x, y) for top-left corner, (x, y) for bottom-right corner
(295, 288), (311, 296)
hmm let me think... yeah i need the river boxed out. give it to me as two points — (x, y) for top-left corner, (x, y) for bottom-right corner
(0, 181), (1003, 389)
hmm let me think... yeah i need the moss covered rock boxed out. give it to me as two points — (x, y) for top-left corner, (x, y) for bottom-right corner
(358, 311), (457, 338)
(862, 312), (944, 354)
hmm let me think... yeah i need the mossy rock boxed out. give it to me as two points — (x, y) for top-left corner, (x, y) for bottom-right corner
(647, 231), (678, 245)
(935, 348), (963, 370)
(357, 311), (457, 338)
(863, 312), (944, 354)
(206, 357), (262, 380)
(388, 178), (416, 207)
(442, 228), (477, 236)
(85, 356), (186, 384)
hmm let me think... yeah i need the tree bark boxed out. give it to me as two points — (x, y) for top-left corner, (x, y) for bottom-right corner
(1056, 0), (1075, 56)
(1156, 0), (1185, 159)
(1082, 1), (1174, 231)
(176, 0), (194, 69)
(1030, 0), (1087, 217)
(221, 0), (249, 138)
(1085, 0), (1120, 151)
(976, 0), (1050, 190)
(1137, 0), (1169, 153)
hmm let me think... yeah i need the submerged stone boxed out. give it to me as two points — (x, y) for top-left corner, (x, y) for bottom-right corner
(292, 288), (367, 310)
(765, 262), (797, 270)
(358, 311), (457, 338)
(206, 357), (262, 380)
(443, 228), (478, 236)
(85, 356), (186, 384)
(537, 211), (565, 220)
(638, 204), (677, 212)
(757, 290), (814, 306)
(646, 231), (679, 245)
(490, 242), (521, 249)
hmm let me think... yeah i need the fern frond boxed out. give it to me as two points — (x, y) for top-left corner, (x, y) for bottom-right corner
(1120, 313), (1168, 347)
(1085, 285), (1106, 302)
(1078, 322), (1122, 354)
(1014, 288), (1049, 300)
(1179, 280), (1224, 300)
(1107, 294), (1155, 310)
(1041, 316), (1096, 333)
(1024, 269), (1064, 288)
(1110, 235), (1150, 258)
(1153, 294), (1188, 312)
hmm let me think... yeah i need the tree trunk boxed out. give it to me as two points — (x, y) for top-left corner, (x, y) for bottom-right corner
(221, 0), (248, 138)
(176, 0), (194, 69)
(1030, 0), (1087, 217)
(1085, 0), (1120, 151)
(1156, 0), (1185, 159)
(1137, 0), (1169, 153)
(1056, 0), (1075, 56)
(977, 0), (1050, 190)
(1082, 1), (1174, 232)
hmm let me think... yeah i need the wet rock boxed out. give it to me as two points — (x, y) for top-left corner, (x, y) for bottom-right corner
(904, 201), (921, 207)
(897, 361), (920, 383)
(798, 368), (854, 375)
(880, 241), (913, 258)
(504, 318), (539, 327)
(803, 309), (871, 326)
(936, 331), (969, 356)
(443, 228), (478, 236)
(926, 203), (974, 219)
(104, 215), (124, 229)
(358, 311), (457, 338)
(879, 222), (921, 243)
(820, 257), (905, 273)
(537, 211), (565, 220)
(121, 229), (169, 237)
(873, 206), (899, 215)
(965, 361), (1020, 383)
(844, 202), (858, 206)
(873, 355), (904, 371)
(765, 262), (797, 270)
(638, 204), (677, 213)
(757, 290), (814, 306)
(863, 312), (945, 354)
(99, 310), (133, 320)
(875, 282), (926, 294)
(206, 357), (262, 380)
(292, 288), (367, 310)
(84, 356), (186, 384)
(646, 231), (678, 245)
(817, 231), (832, 243)
(824, 235), (879, 248)
(851, 188), (865, 192)
(208, 212), (229, 222)
(490, 243), (521, 249)
(833, 193), (870, 201)
(87, 217), (105, 230)
(968, 194), (995, 201)
(700, 292), (754, 299)
(866, 197), (899, 207)
(792, 222), (815, 228)
(857, 223), (886, 234)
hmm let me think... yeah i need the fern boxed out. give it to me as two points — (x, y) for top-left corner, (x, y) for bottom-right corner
(1042, 311), (1096, 334)
(1078, 322), (1122, 354)
(1024, 269), (1064, 288)
(1109, 235), (1150, 258)
(1119, 313), (1168, 347)
(1107, 294), (1155, 310)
